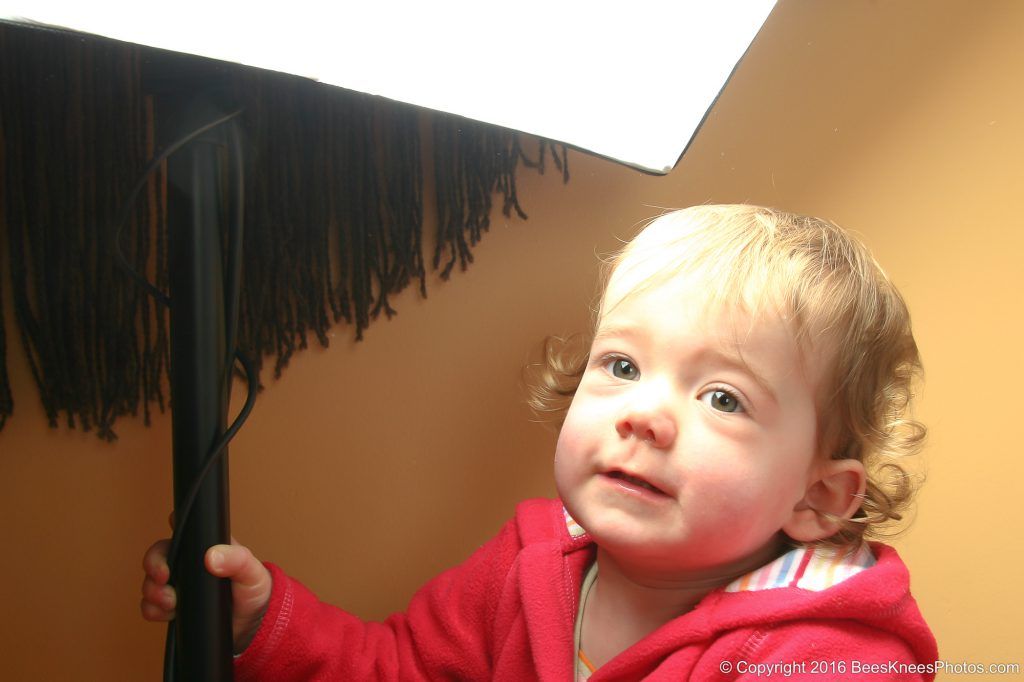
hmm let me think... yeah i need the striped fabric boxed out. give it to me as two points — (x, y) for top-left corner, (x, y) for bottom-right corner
(724, 543), (876, 593)
(564, 508), (588, 538)
(576, 649), (596, 680)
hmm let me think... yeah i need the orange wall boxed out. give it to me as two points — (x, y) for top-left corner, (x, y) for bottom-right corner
(1, 1), (1022, 679)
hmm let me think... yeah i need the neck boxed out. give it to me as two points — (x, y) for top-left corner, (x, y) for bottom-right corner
(592, 548), (733, 626)
(582, 538), (787, 668)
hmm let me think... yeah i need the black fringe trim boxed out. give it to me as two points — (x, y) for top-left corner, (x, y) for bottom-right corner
(0, 24), (568, 439)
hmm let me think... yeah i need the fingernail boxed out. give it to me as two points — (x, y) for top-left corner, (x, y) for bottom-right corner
(208, 549), (223, 570)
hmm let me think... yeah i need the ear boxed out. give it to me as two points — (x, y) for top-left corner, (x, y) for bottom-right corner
(782, 458), (867, 543)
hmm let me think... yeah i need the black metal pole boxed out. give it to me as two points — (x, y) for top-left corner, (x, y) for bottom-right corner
(166, 113), (235, 681)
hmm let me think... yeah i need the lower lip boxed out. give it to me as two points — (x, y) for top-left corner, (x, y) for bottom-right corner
(600, 473), (669, 501)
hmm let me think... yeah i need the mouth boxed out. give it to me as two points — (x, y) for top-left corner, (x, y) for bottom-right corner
(604, 470), (667, 496)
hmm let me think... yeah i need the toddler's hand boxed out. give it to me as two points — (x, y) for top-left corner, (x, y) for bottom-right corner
(140, 536), (272, 654)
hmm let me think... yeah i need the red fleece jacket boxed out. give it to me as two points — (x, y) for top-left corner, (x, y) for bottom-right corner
(235, 498), (937, 681)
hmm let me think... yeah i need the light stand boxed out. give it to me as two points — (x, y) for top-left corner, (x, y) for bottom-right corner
(152, 59), (245, 680)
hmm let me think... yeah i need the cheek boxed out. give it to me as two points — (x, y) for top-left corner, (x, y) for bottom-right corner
(552, 430), (579, 502)
(554, 416), (585, 473)
(684, 462), (754, 508)
(683, 454), (798, 519)
(556, 393), (600, 450)
(553, 398), (598, 487)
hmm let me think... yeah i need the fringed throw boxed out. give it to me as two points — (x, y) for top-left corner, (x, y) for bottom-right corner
(0, 23), (569, 439)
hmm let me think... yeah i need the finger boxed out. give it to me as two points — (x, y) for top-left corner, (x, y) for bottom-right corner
(142, 575), (177, 612)
(141, 598), (175, 622)
(142, 539), (172, 584)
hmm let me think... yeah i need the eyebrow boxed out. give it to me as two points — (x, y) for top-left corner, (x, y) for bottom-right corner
(592, 325), (779, 404)
(695, 346), (778, 405)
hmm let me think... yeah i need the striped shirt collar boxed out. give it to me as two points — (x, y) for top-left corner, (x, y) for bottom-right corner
(724, 543), (876, 593)
(562, 507), (876, 593)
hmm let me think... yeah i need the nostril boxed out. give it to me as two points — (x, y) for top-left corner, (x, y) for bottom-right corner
(616, 413), (676, 449)
(616, 418), (655, 442)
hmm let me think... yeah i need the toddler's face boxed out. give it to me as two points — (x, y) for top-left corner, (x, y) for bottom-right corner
(554, 269), (829, 579)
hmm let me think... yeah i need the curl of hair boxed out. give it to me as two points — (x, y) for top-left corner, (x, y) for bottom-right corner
(818, 280), (927, 547)
(523, 334), (590, 426)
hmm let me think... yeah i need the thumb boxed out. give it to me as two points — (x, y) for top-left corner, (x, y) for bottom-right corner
(205, 542), (264, 584)
(205, 542), (272, 650)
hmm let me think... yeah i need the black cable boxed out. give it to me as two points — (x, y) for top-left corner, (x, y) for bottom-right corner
(165, 350), (256, 572)
(163, 349), (257, 682)
(110, 108), (251, 682)
(113, 109), (243, 307)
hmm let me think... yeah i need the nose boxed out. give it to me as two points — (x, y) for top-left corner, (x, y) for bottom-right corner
(615, 404), (677, 449)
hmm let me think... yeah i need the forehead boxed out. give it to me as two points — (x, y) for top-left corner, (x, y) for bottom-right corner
(601, 210), (804, 341)
(601, 246), (778, 334)
(600, 269), (784, 352)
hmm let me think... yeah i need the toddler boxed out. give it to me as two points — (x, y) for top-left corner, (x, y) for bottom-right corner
(142, 204), (938, 680)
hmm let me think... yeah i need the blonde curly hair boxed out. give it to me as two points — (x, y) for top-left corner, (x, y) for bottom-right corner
(526, 205), (925, 547)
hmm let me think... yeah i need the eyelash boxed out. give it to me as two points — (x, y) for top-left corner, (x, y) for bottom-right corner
(700, 383), (750, 414)
(595, 354), (751, 414)
(596, 353), (637, 378)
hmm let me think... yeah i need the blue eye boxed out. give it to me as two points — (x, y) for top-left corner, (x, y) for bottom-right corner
(605, 357), (639, 381)
(700, 389), (745, 413)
